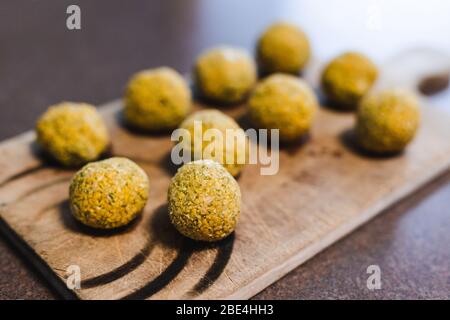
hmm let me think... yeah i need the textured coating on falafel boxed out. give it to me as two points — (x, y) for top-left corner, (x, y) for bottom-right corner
(257, 22), (311, 74)
(356, 89), (420, 153)
(248, 74), (318, 142)
(194, 46), (257, 104)
(69, 157), (149, 229)
(36, 102), (109, 167)
(178, 109), (248, 177)
(168, 160), (241, 242)
(321, 52), (378, 110)
(124, 67), (192, 131)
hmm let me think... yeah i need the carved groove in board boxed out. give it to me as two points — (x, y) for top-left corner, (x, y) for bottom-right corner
(0, 164), (45, 188)
(188, 234), (235, 296)
(10, 176), (72, 206)
(122, 241), (194, 300)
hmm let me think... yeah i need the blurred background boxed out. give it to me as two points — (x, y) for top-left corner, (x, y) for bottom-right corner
(0, 0), (450, 299)
(0, 0), (449, 140)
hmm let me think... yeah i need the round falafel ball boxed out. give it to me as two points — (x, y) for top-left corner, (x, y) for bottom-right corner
(356, 89), (420, 154)
(69, 157), (149, 229)
(257, 22), (311, 75)
(168, 159), (241, 242)
(36, 102), (109, 167)
(178, 109), (248, 177)
(124, 67), (192, 131)
(194, 46), (257, 104)
(248, 74), (318, 142)
(321, 52), (378, 110)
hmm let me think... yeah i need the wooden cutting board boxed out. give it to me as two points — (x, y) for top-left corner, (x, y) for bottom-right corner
(1, 59), (450, 299)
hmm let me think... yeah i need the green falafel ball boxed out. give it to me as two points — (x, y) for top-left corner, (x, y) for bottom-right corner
(257, 22), (311, 74)
(178, 109), (248, 177)
(168, 160), (241, 242)
(356, 89), (420, 153)
(69, 157), (149, 229)
(249, 74), (318, 142)
(194, 46), (257, 104)
(124, 67), (192, 131)
(36, 102), (109, 167)
(321, 52), (378, 110)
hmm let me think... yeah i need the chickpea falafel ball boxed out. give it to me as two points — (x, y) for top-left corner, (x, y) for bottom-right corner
(35, 102), (109, 167)
(321, 52), (378, 110)
(69, 157), (149, 229)
(124, 67), (192, 131)
(257, 22), (311, 75)
(194, 46), (257, 104)
(168, 159), (241, 242)
(178, 109), (248, 177)
(248, 74), (318, 142)
(356, 89), (420, 154)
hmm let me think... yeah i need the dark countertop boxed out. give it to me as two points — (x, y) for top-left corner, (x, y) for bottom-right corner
(0, 0), (449, 299)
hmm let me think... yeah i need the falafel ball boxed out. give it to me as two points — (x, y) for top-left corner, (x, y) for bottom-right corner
(356, 89), (420, 153)
(124, 67), (192, 131)
(321, 52), (378, 110)
(248, 74), (318, 142)
(69, 157), (149, 229)
(257, 22), (311, 75)
(36, 102), (109, 167)
(168, 159), (241, 242)
(194, 46), (257, 104)
(178, 109), (248, 177)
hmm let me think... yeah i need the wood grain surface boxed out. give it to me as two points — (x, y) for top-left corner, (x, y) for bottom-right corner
(1, 93), (450, 299)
